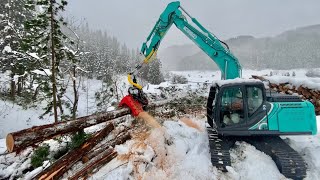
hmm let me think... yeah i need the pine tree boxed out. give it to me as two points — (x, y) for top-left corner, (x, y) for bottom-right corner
(22, 0), (74, 122)
(0, 0), (32, 99)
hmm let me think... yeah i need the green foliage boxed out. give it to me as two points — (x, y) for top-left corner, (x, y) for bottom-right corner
(22, 0), (76, 119)
(139, 57), (165, 85)
(69, 130), (90, 150)
(171, 74), (188, 84)
(31, 144), (50, 168)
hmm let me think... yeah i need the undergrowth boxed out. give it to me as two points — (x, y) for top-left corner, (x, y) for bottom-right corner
(31, 144), (50, 168)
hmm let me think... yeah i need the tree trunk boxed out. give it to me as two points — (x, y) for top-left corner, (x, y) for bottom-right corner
(17, 76), (22, 95)
(72, 65), (78, 120)
(70, 149), (117, 180)
(6, 108), (130, 153)
(34, 123), (114, 180)
(50, 0), (58, 123)
(32, 86), (40, 100)
(10, 72), (15, 100)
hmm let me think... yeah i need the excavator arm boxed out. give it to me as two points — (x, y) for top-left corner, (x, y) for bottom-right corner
(123, 1), (243, 117)
(128, 1), (242, 90)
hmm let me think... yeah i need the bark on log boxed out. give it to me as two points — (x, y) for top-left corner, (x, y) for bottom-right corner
(34, 123), (114, 180)
(82, 132), (131, 163)
(69, 149), (117, 180)
(6, 100), (171, 153)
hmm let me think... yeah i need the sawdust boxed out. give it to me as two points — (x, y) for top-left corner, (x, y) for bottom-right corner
(137, 112), (161, 129)
(117, 131), (150, 162)
(145, 128), (167, 169)
(180, 117), (203, 132)
(117, 151), (134, 162)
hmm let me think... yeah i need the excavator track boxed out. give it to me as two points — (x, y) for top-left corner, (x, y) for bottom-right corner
(206, 127), (235, 172)
(247, 136), (307, 180)
(207, 127), (307, 179)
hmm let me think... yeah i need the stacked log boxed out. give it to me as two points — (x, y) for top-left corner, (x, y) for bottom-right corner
(252, 75), (320, 115)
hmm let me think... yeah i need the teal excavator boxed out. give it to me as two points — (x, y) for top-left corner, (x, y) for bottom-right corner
(120, 1), (317, 179)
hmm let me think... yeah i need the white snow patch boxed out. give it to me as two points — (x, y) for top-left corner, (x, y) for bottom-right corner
(264, 75), (320, 90)
(31, 69), (52, 76)
(0, 139), (6, 154)
(28, 52), (41, 60)
(213, 78), (261, 87)
(2, 46), (12, 53)
(229, 141), (285, 180)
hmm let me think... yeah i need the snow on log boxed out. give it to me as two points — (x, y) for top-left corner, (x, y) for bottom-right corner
(6, 108), (130, 153)
(82, 132), (131, 163)
(252, 75), (320, 115)
(34, 123), (114, 180)
(6, 99), (172, 153)
(70, 149), (117, 180)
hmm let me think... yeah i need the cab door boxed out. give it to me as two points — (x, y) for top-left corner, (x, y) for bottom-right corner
(245, 85), (269, 130)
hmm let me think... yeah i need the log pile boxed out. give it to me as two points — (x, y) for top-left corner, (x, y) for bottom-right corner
(3, 99), (174, 179)
(252, 75), (320, 115)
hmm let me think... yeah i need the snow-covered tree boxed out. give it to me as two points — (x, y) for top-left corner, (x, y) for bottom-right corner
(22, 0), (74, 122)
(0, 0), (32, 99)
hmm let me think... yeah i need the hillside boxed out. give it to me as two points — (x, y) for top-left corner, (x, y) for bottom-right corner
(159, 24), (320, 71)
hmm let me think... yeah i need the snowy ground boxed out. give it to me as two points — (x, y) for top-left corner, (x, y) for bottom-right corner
(0, 68), (319, 179)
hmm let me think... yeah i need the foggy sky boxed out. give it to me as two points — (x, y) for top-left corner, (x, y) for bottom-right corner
(66, 0), (320, 50)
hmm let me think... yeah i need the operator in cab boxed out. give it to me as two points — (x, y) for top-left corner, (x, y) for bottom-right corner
(223, 89), (244, 126)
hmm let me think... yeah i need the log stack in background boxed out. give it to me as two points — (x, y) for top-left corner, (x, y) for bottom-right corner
(252, 75), (320, 115)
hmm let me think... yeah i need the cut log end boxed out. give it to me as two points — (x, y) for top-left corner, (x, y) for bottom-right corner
(82, 156), (90, 163)
(6, 134), (14, 152)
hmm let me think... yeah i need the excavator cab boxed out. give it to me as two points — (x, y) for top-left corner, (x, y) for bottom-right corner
(208, 81), (268, 136)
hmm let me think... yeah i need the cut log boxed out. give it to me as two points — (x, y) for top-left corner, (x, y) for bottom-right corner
(82, 132), (131, 163)
(70, 149), (117, 180)
(6, 100), (171, 153)
(34, 123), (114, 180)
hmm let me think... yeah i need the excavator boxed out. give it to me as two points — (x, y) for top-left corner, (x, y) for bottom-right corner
(119, 1), (317, 179)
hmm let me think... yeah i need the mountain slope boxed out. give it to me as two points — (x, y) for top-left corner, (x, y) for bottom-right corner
(159, 24), (320, 71)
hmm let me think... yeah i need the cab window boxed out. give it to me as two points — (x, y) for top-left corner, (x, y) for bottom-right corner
(220, 87), (244, 126)
(247, 86), (263, 116)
